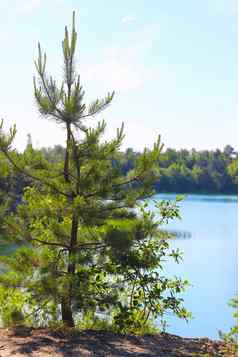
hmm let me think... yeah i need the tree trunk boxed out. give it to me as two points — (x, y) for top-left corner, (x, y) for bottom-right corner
(64, 123), (71, 182)
(61, 296), (74, 327)
(62, 120), (79, 327)
(68, 212), (79, 273)
(61, 211), (79, 327)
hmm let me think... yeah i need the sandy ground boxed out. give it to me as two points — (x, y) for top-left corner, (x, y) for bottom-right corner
(0, 328), (237, 356)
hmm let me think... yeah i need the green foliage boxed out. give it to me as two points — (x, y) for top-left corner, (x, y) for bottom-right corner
(0, 285), (30, 327)
(117, 145), (238, 194)
(0, 12), (189, 332)
(220, 296), (238, 342)
(1, 143), (238, 202)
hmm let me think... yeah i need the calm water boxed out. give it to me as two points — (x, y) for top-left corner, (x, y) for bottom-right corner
(148, 194), (238, 339)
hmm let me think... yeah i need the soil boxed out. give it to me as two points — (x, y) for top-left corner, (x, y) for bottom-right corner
(0, 328), (237, 356)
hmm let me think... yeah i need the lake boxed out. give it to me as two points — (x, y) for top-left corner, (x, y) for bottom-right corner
(148, 194), (238, 339)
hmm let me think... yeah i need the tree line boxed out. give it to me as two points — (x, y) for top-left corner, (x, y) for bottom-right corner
(41, 144), (238, 194)
(1, 143), (238, 210)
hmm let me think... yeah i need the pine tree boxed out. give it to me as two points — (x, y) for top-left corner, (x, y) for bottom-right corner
(0, 13), (189, 330)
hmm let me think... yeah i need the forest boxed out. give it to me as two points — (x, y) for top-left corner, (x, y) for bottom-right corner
(118, 145), (238, 194)
(3, 142), (237, 201)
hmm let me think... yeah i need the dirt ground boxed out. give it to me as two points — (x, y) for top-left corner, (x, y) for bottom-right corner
(0, 328), (237, 356)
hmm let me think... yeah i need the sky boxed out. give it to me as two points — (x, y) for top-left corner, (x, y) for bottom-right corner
(1, 0), (238, 152)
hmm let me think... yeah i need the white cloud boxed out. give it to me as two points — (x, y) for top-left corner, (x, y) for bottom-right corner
(15, 0), (67, 15)
(17, 0), (42, 14)
(209, 0), (238, 14)
(81, 59), (149, 93)
(0, 31), (10, 44)
(81, 24), (160, 93)
(121, 15), (136, 24)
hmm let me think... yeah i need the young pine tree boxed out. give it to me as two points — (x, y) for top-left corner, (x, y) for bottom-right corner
(0, 13), (189, 331)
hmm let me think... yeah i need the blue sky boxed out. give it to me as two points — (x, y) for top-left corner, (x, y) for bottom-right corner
(1, 0), (238, 151)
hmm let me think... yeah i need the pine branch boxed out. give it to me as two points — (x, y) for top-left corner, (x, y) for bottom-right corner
(30, 237), (69, 249)
(75, 242), (106, 250)
(1, 149), (72, 198)
(80, 92), (115, 119)
(34, 72), (64, 120)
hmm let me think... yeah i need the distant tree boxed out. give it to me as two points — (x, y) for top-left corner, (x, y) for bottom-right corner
(40, 145), (65, 163)
(223, 145), (237, 161)
(0, 13), (188, 330)
(26, 134), (33, 150)
(228, 160), (238, 180)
